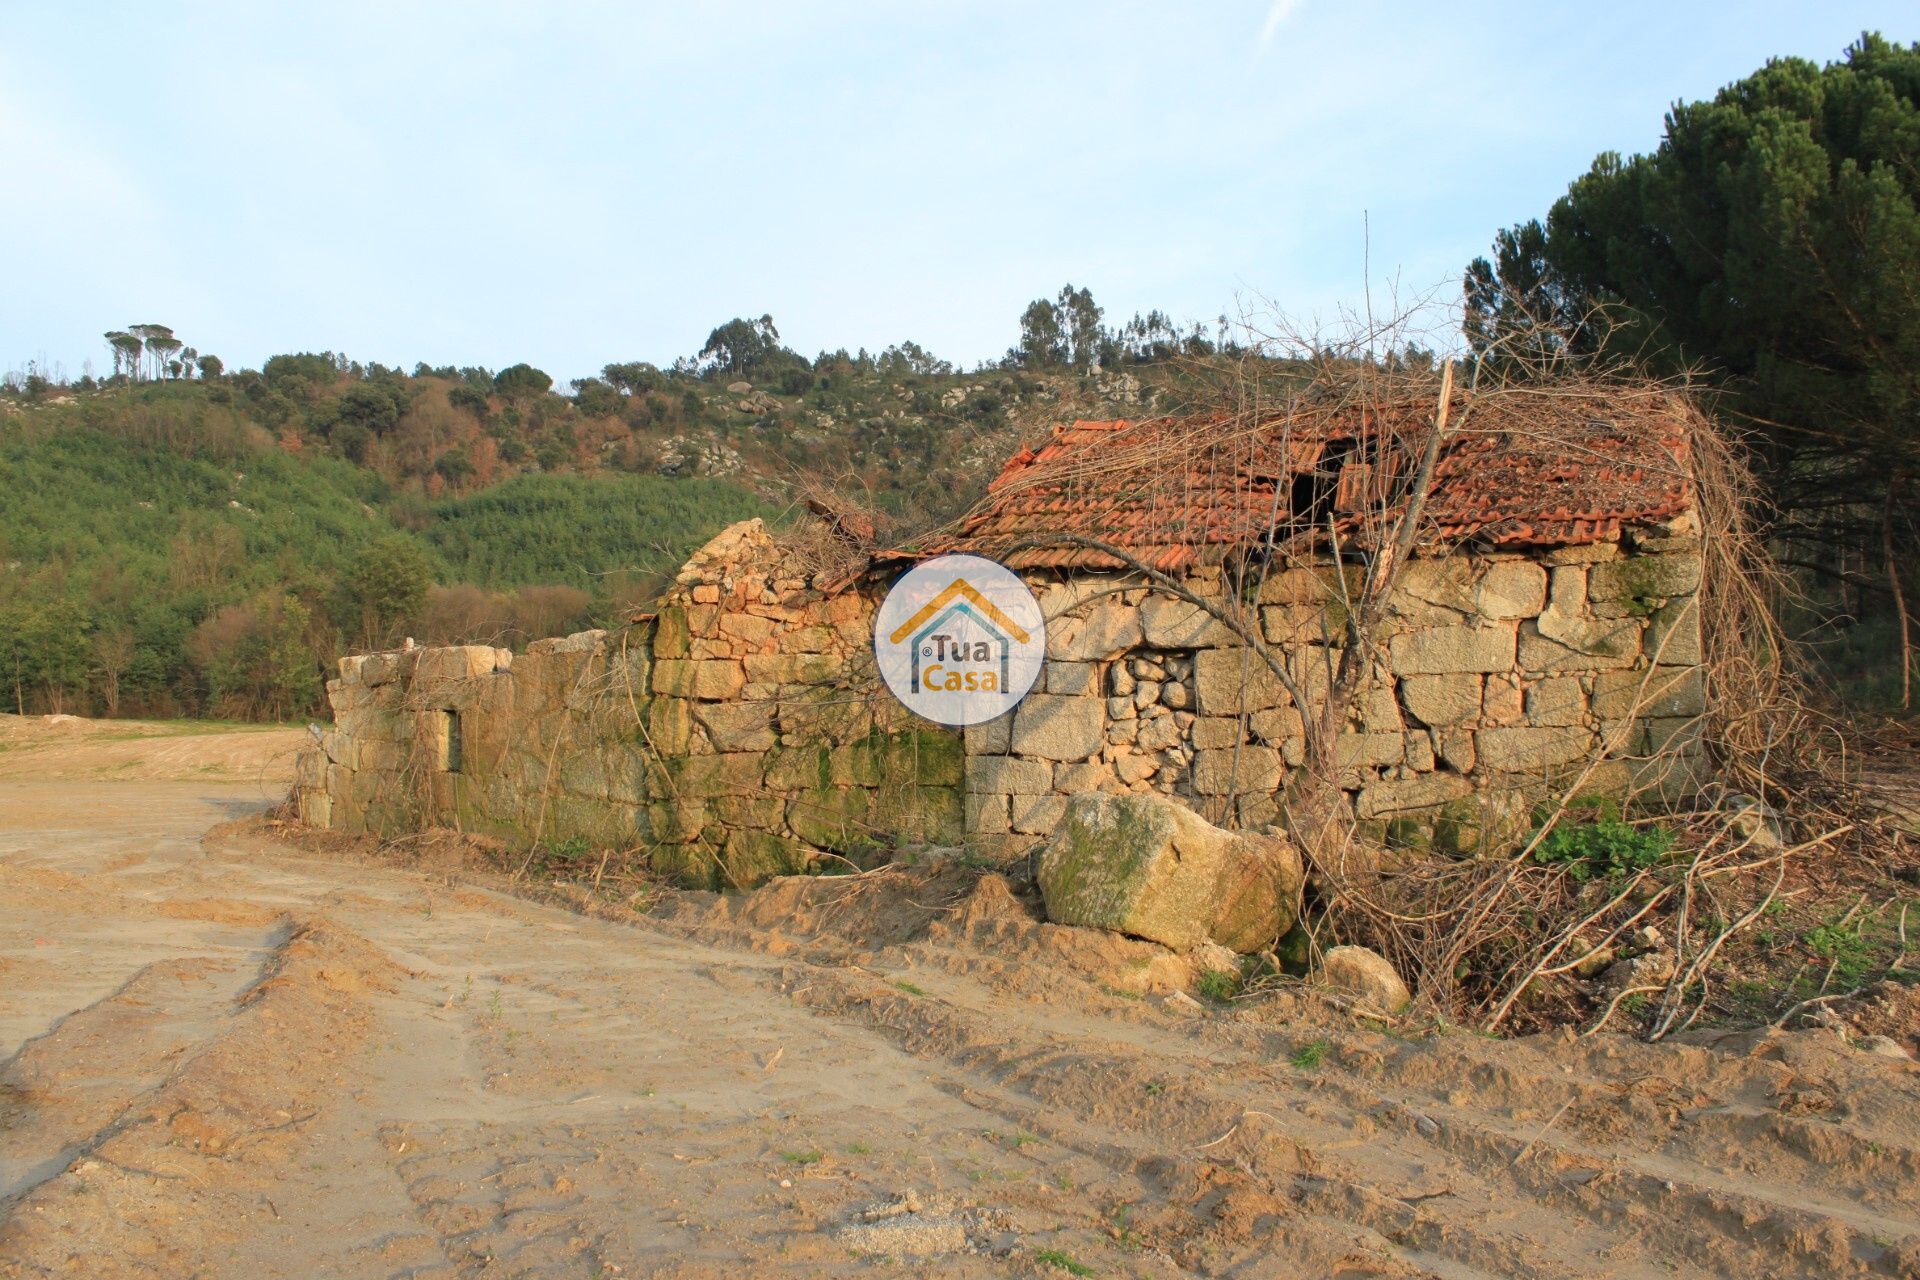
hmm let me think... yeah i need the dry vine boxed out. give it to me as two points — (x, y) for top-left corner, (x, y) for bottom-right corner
(926, 295), (1916, 1034)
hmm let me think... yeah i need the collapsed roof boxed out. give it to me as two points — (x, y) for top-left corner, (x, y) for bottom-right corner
(927, 389), (1695, 573)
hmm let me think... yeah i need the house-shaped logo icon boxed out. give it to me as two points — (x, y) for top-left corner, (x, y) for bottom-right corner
(874, 556), (1046, 727)
(886, 578), (1033, 693)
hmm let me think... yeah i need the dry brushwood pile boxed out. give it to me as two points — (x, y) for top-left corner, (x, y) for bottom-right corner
(922, 343), (1920, 1040)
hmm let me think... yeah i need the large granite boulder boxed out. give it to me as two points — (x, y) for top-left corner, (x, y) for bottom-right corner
(1036, 792), (1303, 953)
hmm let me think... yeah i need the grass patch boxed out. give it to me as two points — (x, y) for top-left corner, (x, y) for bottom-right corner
(893, 979), (927, 997)
(1194, 967), (1240, 1002)
(519, 835), (593, 879)
(1693, 895), (1920, 1029)
(779, 1148), (823, 1166)
(1805, 914), (1876, 987)
(1289, 1038), (1329, 1069)
(1033, 1248), (1095, 1276)
(1106, 1202), (1142, 1251)
(151, 718), (299, 735)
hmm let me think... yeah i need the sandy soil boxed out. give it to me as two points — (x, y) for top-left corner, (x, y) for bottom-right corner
(0, 714), (307, 784)
(3, 718), (1920, 1277)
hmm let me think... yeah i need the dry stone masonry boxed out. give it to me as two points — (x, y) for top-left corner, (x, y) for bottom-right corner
(296, 515), (1704, 882)
(295, 520), (962, 888)
(961, 527), (1704, 855)
(295, 398), (1712, 885)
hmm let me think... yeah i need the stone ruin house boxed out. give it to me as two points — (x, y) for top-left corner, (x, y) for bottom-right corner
(293, 389), (1707, 888)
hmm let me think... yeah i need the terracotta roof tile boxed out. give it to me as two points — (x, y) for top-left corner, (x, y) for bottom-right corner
(925, 393), (1692, 571)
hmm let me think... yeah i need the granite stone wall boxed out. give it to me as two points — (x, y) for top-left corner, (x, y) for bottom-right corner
(292, 521), (963, 888)
(963, 525), (1706, 855)
(294, 517), (1707, 881)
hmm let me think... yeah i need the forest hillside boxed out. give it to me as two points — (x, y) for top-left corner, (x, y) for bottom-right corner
(0, 294), (1219, 719)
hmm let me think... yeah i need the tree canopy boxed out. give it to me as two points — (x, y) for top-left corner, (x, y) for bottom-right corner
(1465, 34), (1920, 561)
(696, 315), (806, 381)
(101, 322), (219, 383)
(493, 363), (554, 398)
(1012, 285), (1103, 368)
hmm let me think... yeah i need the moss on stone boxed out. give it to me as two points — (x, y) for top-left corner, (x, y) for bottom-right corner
(1041, 798), (1164, 919)
(763, 743), (834, 792)
(775, 690), (875, 743)
(1350, 818), (1389, 847)
(1430, 797), (1484, 857)
(1614, 557), (1660, 615)
(647, 796), (708, 842)
(650, 840), (723, 890)
(832, 726), (965, 789)
(654, 606), (691, 659)
(893, 784), (965, 846)
(645, 697), (696, 754)
(1273, 920), (1317, 976)
(450, 783), (530, 847)
(828, 742), (883, 788)
(1384, 816), (1432, 851)
(543, 796), (646, 848)
(654, 751), (763, 800)
(711, 792), (786, 831)
(902, 728), (964, 786)
(1570, 768), (1632, 810)
(724, 829), (811, 885)
(786, 785), (878, 852)
(1320, 590), (1352, 639)
(650, 659), (698, 698)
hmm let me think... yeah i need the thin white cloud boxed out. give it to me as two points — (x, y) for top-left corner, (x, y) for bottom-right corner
(1258, 0), (1304, 49)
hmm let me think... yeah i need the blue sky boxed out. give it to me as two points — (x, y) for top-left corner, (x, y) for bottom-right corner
(3, 2), (1912, 385)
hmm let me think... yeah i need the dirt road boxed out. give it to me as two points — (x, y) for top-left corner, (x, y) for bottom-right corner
(3, 722), (1919, 1278)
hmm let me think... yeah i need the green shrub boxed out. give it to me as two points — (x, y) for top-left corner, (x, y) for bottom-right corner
(1531, 819), (1675, 882)
(1194, 968), (1239, 1002)
(1805, 915), (1874, 986)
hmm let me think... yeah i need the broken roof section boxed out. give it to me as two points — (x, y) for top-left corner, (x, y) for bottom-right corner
(930, 389), (1695, 572)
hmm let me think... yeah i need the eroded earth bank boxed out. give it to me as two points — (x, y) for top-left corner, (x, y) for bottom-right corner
(2, 716), (1918, 1279)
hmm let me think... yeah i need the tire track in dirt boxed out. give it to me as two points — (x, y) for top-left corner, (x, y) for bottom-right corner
(7, 748), (1919, 1278)
(0, 952), (268, 1203)
(787, 962), (1588, 1278)
(0, 918), (406, 1280)
(1305, 1039), (1920, 1273)
(658, 868), (1920, 1278)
